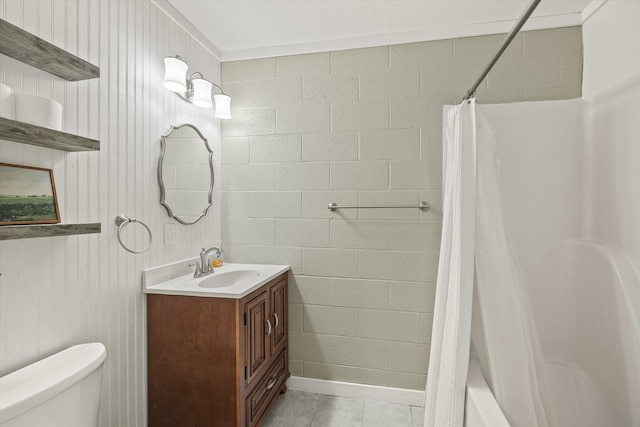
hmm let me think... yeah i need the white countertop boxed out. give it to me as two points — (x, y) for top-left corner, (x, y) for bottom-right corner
(143, 260), (290, 299)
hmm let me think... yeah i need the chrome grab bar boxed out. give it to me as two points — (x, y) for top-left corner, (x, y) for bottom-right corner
(328, 201), (430, 211)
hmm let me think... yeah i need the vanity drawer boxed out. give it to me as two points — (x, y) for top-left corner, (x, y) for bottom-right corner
(245, 349), (287, 427)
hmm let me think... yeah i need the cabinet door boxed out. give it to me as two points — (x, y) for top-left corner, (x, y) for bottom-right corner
(270, 278), (287, 356)
(245, 291), (269, 385)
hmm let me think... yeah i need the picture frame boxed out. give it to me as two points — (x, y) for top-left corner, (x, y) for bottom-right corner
(0, 163), (61, 225)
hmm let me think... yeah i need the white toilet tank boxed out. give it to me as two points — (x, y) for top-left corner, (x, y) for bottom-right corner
(0, 342), (106, 427)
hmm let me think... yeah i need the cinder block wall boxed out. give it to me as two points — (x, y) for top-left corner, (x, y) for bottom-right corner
(220, 26), (582, 390)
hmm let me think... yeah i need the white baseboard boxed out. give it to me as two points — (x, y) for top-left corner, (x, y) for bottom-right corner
(285, 376), (425, 407)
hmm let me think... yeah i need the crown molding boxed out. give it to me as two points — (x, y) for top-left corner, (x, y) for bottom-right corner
(148, 2), (585, 63)
(220, 12), (583, 62)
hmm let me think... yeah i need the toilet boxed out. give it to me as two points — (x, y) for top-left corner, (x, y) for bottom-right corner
(0, 342), (106, 427)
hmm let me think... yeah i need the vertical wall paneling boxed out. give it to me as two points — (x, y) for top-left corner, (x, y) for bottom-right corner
(0, 1), (222, 425)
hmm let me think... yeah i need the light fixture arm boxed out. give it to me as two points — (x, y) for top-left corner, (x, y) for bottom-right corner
(210, 81), (225, 95)
(175, 72), (227, 104)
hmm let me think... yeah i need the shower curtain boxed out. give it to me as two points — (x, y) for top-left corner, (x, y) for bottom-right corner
(424, 99), (555, 427)
(424, 99), (476, 427)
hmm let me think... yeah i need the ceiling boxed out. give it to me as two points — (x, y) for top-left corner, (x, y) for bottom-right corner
(165, 0), (594, 61)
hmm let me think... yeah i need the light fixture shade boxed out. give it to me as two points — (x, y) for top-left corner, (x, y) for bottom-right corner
(163, 56), (188, 92)
(214, 93), (232, 119)
(191, 78), (213, 108)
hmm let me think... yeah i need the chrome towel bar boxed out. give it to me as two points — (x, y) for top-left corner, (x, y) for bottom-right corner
(328, 201), (430, 211)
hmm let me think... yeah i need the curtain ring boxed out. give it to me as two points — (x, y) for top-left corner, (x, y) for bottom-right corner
(115, 214), (152, 253)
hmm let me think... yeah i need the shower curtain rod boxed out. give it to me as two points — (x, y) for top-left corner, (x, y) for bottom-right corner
(462, 0), (542, 101)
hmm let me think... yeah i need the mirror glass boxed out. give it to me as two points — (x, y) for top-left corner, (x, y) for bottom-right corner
(158, 124), (213, 224)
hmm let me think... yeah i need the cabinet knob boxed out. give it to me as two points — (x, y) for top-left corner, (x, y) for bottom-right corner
(273, 313), (279, 330)
(265, 319), (272, 336)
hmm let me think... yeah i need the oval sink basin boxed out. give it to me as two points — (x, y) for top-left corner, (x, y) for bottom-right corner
(198, 270), (261, 288)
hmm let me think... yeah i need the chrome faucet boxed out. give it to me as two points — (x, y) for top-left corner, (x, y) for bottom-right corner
(192, 246), (222, 278)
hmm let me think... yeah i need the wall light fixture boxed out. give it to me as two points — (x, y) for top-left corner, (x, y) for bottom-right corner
(163, 55), (231, 119)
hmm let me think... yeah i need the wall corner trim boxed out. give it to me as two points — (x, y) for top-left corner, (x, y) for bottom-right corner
(150, 0), (223, 62)
(581, 0), (609, 24)
(286, 376), (425, 407)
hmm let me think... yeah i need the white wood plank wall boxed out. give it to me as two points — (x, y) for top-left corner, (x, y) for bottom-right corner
(0, 1), (222, 425)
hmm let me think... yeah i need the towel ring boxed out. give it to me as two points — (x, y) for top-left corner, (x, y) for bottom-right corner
(115, 214), (152, 254)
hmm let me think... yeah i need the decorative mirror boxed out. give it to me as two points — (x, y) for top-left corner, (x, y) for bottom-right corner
(158, 124), (213, 224)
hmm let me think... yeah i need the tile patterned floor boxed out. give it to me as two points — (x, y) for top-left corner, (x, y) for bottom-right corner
(261, 390), (425, 427)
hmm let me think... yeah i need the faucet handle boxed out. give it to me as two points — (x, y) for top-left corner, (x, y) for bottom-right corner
(189, 262), (201, 271)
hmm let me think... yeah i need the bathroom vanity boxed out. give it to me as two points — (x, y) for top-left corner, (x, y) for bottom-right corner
(144, 262), (290, 427)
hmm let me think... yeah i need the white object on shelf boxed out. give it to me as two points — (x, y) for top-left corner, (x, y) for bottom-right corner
(14, 93), (62, 131)
(0, 83), (15, 119)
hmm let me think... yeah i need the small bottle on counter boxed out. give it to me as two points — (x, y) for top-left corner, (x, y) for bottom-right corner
(211, 242), (224, 268)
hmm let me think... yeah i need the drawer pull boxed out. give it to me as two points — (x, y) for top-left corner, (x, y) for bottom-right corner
(273, 313), (279, 329)
(266, 377), (277, 390)
(266, 319), (272, 336)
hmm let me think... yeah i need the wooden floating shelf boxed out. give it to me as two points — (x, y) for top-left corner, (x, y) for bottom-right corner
(0, 20), (102, 242)
(0, 223), (101, 240)
(0, 117), (99, 152)
(0, 18), (99, 81)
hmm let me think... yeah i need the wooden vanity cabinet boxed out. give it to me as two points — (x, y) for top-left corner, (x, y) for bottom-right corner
(147, 272), (289, 427)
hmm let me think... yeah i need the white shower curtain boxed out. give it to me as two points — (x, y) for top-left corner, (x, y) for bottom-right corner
(424, 99), (477, 427)
(425, 99), (555, 427)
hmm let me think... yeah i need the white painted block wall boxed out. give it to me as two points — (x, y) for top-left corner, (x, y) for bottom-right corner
(221, 27), (583, 390)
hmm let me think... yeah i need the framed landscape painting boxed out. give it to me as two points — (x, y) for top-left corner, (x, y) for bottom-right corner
(0, 163), (61, 225)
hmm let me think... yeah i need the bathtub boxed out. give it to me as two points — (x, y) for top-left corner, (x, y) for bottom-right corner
(465, 355), (509, 427)
(463, 239), (640, 427)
